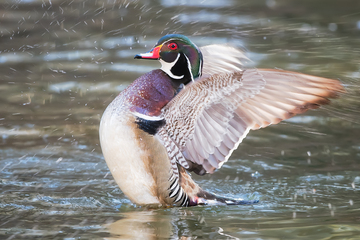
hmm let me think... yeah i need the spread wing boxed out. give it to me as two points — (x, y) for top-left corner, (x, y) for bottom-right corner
(199, 45), (248, 76)
(161, 68), (344, 174)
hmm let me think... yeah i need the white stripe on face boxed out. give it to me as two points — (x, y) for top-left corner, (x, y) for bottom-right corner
(160, 53), (184, 79)
(184, 54), (194, 82)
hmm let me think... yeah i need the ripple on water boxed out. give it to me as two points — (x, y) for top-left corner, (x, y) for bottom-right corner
(1, 0), (359, 239)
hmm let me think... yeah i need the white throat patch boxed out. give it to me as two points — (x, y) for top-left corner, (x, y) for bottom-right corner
(160, 53), (184, 79)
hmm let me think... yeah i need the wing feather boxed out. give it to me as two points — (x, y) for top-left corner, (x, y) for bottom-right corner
(198, 115), (220, 147)
(192, 131), (209, 160)
(207, 155), (219, 169)
(200, 45), (248, 76)
(160, 68), (344, 174)
(223, 134), (236, 149)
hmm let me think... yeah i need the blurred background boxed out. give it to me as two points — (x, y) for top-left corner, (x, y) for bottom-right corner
(0, 0), (359, 239)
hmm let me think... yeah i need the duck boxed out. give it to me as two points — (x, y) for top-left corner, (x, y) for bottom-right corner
(99, 34), (344, 207)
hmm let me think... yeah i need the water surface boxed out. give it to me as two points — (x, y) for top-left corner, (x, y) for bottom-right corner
(1, 0), (360, 239)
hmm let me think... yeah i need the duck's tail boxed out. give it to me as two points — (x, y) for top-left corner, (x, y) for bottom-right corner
(189, 190), (259, 206)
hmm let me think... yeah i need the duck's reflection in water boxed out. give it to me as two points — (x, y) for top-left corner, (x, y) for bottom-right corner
(104, 208), (243, 239)
(104, 210), (176, 240)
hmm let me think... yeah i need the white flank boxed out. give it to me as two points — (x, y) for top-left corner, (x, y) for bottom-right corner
(99, 100), (160, 205)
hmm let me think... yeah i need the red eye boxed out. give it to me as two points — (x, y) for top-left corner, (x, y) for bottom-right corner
(167, 43), (178, 50)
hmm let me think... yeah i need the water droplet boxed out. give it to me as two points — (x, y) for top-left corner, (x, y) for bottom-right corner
(266, 0), (276, 8)
(328, 23), (337, 32)
(234, 176), (239, 183)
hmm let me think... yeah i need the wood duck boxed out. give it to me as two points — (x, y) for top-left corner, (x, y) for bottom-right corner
(99, 34), (344, 207)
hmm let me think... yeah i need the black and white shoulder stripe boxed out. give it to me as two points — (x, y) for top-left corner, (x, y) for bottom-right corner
(133, 112), (165, 135)
(168, 173), (189, 207)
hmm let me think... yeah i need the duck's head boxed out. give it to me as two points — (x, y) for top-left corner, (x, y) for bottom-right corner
(135, 34), (203, 84)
